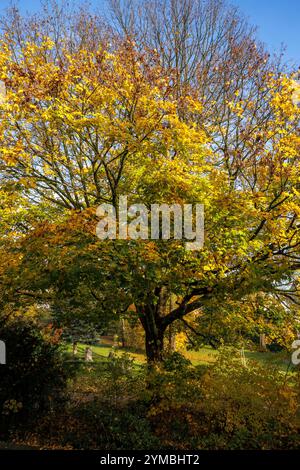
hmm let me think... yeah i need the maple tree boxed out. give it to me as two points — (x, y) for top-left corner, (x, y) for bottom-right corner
(0, 1), (299, 363)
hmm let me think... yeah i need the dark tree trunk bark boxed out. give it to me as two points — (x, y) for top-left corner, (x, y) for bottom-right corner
(139, 303), (166, 364)
(144, 325), (164, 363)
(138, 287), (199, 363)
(137, 285), (215, 363)
(167, 295), (176, 352)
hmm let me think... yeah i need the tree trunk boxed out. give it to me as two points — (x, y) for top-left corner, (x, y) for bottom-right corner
(168, 324), (176, 352)
(139, 304), (165, 363)
(167, 295), (177, 352)
(120, 318), (126, 348)
(144, 326), (164, 363)
(259, 333), (267, 352)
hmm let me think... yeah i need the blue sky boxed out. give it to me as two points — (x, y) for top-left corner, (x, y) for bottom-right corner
(232, 0), (300, 66)
(0, 0), (299, 66)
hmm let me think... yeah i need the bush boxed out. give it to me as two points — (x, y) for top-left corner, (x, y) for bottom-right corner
(163, 351), (192, 371)
(5, 340), (299, 450)
(20, 357), (160, 450)
(0, 316), (73, 437)
(147, 348), (300, 449)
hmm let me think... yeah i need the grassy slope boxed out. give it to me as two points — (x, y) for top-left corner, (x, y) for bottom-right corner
(65, 337), (292, 370)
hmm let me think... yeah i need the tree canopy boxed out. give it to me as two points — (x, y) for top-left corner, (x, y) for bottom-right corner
(0, 0), (299, 362)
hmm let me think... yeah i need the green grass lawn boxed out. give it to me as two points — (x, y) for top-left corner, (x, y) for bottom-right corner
(65, 337), (293, 371)
(65, 339), (146, 364)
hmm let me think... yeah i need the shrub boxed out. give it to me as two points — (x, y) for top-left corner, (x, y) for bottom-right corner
(0, 316), (73, 437)
(20, 357), (159, 450)
(163, 351), (192, 372)
(147, 348), (300, 449)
